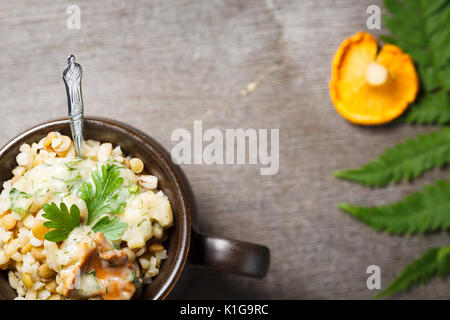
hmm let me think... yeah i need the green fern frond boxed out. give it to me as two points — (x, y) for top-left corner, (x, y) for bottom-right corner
(383, 0), (450, 124)
(376, 244), (450, 298)
(333, 128), (450, 187)
(338, 179), (450, 234)
(383, 0), (450, 68)
(404, 91), (450, 125)
(333, 0), (450, 300)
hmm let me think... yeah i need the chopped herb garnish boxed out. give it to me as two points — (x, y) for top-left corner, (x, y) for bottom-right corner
(128, 185), (139, 195)
(64, 159), (82, 171)
(64, 163), (76, 171)
(137, 219), (146, 227)
(64, 172), (82, 184)
(10, 188), (32, 199)
(9, 188), (32, 216)
(87, 269), (97, 277)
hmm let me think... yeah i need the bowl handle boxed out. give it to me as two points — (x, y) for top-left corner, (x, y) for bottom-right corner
(188, 228), (270, 279)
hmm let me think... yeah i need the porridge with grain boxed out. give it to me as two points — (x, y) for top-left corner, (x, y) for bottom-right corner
(0, 132), (173, 300)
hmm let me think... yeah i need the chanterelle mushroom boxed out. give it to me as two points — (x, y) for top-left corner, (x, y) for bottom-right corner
(61, 232), (136, 300)
(329, 32), (419, 125)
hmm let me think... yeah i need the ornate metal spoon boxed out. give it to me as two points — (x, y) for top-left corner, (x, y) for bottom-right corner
(63, 54), (84, 158)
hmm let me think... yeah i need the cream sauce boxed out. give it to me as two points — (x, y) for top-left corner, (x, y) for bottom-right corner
(10, 158), (136, 218)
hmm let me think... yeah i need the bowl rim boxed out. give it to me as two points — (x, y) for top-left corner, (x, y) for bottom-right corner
(0, 117), (191, 300)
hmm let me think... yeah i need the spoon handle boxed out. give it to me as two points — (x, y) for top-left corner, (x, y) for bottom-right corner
(63, 55), (84, 158)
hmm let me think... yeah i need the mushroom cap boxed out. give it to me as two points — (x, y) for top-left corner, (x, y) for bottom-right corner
(330, 32), (419, 125)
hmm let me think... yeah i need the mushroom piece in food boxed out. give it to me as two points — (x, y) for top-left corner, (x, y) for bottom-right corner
(62, 232), (137, 300)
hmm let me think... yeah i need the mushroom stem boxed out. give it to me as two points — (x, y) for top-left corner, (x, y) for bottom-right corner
(366, 62), (388, 86)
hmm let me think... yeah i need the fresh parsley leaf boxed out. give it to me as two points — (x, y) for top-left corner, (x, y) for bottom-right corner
(92, 216), (127, 241)
(42, 164), (128, 243)
(42, 202), (80, 242)
(376, 245), (450, 299)
(79, 164), (126, 225)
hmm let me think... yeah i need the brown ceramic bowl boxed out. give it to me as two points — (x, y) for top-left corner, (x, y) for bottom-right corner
(0, 117), (270, 300)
